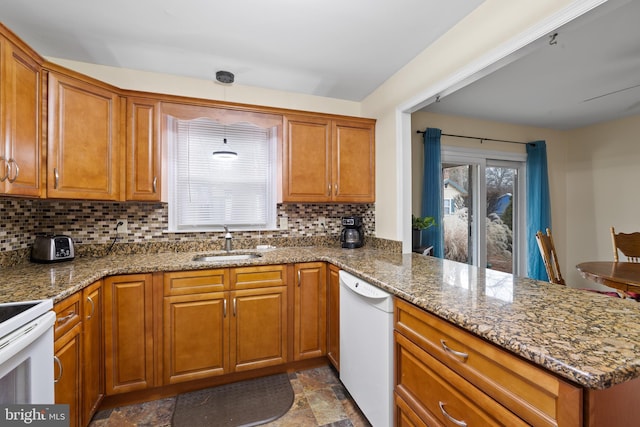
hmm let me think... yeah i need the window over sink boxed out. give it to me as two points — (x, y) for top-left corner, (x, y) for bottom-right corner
(166, 115), (279, 232)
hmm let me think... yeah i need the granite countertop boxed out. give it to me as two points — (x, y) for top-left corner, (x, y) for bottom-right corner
(2, 246), (640, 390)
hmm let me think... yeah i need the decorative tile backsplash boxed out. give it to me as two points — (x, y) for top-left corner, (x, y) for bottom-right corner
(0, 197), (376, 251)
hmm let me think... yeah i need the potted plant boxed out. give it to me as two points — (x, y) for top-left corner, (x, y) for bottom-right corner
(412, 215), (436, 250)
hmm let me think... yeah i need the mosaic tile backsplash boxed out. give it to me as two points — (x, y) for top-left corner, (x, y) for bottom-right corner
(0, 197), (381, 258)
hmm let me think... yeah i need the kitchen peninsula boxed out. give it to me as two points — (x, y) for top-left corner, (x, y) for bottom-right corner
(3, 246), (640, 426)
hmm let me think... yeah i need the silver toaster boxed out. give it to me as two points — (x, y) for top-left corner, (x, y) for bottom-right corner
(31, 235), (75, 263)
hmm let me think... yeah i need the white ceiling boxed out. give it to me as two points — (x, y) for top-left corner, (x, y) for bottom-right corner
(422, 0), (640, 130)
(0, 0), (483, 101)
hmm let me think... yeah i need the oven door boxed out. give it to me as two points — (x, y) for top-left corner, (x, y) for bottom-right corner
(0, 310), (56, 404)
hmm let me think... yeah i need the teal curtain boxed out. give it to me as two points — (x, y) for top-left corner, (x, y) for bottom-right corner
(421, 128), (443, 258)
(526, 141), (551, 280)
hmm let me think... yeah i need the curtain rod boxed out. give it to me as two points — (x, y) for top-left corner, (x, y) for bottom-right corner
(416, 130), (527, 146)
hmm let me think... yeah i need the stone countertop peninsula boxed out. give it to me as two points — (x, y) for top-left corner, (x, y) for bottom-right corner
(2, 246), (640, 391)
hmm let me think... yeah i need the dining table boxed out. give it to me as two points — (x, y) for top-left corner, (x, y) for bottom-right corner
(576, 261), (640, 294)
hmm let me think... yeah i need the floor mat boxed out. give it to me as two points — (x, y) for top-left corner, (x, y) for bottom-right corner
(172, 373), (294, 427)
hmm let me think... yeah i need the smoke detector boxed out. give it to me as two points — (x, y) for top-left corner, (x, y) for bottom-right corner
(215, 70), (234, 84)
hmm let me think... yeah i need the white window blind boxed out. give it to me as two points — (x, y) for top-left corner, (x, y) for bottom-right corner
(168, 117), (277, 232)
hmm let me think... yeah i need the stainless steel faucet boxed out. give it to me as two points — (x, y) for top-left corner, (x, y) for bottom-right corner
(223, 226), (232, 252)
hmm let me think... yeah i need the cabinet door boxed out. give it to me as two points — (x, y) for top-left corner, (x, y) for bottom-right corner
(327, 264), (340, 370)
(332, 119), (375, 203)
(82, 280), (103, 426)
(54, 323), (82, 427)
(230, 286), (288, 372)
(126, 97), (162, 201)
(282, 115), (332, 202)
(47, 72), (121, 200)
(163, 292), (229, 384)
(293, 262), (326, 360)
(104, 274), (155, 394)
(0, 37), (43, 196)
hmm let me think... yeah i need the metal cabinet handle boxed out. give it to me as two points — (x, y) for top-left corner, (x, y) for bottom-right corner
(54, 168), (59, 189)
(297, 270), (301, 287)
(57, 311), (75, 327)
(440, 339), (469, 362)
(152, 176), (157, 193)
(223, 299), (227, 318)
(53, 356), (63, 383)
(0, 156), (7, 182)
(439, 401), (467, 427)
(86, 296), (95, 320)
(334, 183), (337, 194)
(233, 298), (237, 316)
(7, 158), (18, 183)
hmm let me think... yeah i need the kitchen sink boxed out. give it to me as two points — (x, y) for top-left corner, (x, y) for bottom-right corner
(192, 253), (262, 262)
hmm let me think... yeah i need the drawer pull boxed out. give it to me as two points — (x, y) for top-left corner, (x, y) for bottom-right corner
(86, 296), (95, 320)
(7, 158), (18, 183)
(57, 311), (75, 326)
(0, 156), (7, 182)
(439, 401), (467, 427)
(53, 356), (63, 383)
(440, 339), (468, 362)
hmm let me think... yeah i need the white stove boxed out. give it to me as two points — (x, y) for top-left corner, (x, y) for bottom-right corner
(0, 299), (56, 404)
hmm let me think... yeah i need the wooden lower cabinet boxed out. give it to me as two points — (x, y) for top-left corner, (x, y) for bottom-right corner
(163, 291), (228, 384)
(327, 264), (340, 370)
(54, 321), (82, 427)
(231, 285), (288, 371)
(394, 298), (582, 427)
(53, 292), (82, 427)
(81, 280), (104, 426)
(163, 266), (288, 384)
(104, 273), (160, 395)
(293, 262), (326, 360)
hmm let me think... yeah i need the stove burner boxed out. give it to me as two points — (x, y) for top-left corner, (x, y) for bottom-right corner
(0, 302), (38, 324)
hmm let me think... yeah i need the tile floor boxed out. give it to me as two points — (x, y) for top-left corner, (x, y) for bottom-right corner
(89, 366), (372, 427)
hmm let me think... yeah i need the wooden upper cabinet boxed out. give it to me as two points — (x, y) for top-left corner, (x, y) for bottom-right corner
(126, 97), (162, 201)
(282, 114), (375, 203)
(282, 114), (332, 202)
(332, 119), (375, 203)
(47, 71), (121, 200)
(0, 27), (44, 197)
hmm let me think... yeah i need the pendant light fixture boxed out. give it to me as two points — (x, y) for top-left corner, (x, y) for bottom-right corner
(212, 70), (238, 159)
(212, 137), (238, 159)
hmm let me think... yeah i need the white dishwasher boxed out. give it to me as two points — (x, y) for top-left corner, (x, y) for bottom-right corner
(339, 270), (393, 427)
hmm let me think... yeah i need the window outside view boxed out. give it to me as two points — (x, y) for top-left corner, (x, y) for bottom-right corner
(443, 164), (515, 274)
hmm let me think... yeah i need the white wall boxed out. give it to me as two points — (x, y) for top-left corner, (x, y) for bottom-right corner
(49, 0), (598, 245)
(47, 57), (363, 118)
(565, 114), (640, 288)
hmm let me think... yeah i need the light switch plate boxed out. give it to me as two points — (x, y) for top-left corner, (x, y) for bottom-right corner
(280, 217), (288, 229)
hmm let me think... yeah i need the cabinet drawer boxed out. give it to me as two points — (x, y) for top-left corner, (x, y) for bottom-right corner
(231, 265), (287, 290)
(396, 332), (528, 427)
(395, 298), (581, 427)
(395, 391), (440, 427)
(164, 269), (228, 295)
(54, 292), (81, 340)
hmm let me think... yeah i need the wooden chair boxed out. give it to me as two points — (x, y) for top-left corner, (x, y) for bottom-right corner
(535, 228), (565, 285)
(611, 227), (640, 262)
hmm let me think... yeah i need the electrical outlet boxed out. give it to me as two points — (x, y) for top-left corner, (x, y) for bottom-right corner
(279, 217), (288, 230)
(116, 219), (128, 234)
(318, 217), (326, 230)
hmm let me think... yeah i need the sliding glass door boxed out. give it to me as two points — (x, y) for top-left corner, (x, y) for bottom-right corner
(442, 147), (525, 275)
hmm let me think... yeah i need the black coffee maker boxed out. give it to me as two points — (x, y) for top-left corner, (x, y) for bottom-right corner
(340, 216), (364, 248)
